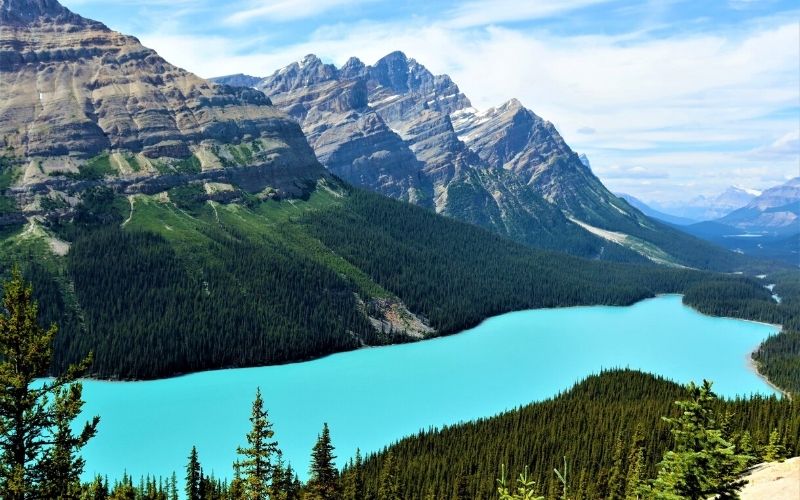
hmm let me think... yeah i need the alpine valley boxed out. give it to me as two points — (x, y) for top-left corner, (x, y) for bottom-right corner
(0, 0), (798, 499)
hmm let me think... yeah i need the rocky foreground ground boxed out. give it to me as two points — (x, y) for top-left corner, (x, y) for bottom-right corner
(740, 457), (800, 499)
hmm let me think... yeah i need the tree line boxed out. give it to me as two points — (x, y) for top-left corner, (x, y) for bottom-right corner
(0, 271), (796, 499)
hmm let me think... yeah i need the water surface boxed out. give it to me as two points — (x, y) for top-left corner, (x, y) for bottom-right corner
(79, 295), (779, 481)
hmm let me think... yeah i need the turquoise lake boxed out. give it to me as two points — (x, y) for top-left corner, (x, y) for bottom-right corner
(78, 295), (780, 482)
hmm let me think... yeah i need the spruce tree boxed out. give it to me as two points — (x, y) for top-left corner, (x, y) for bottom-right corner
(84, 476), (109, 500)
(496, 465), (544, 500)
(648, 380), (748, 499)
(307, 423), (339, 500)
(186, 446), (201, 500)
(269, 450), (286, 500)
(169, 472), (179, 500)
(0, 268), (98, 499)
(761, 429), (786, 462)
(624, 428), (645, 500)
(607, 433), (626, 499)
(378, 452), (402, 500)
(342, 449), (364, 500)
(283, 466), (300, 500)
(236, 387), (279, 499)
(39, 383), (99, 498)
(228, 462), (245, 500)
(736, 431), (756, 467)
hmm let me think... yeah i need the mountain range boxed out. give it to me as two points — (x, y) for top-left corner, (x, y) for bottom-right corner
(649, 186), (762, 222)
(213, 53), (739, 270)
(676, 178), (800, 265)
(617, 193), (698, 226)
(0, 0), (764, 379)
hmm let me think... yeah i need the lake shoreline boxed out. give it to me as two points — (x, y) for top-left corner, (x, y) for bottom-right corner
(78, 293), (789, 397)
(673, 294), (788, 398)
(747, 349), (791, 399)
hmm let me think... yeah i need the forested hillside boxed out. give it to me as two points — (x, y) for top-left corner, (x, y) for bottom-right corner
(355, 370), (800, 499)
(0, 181), (721, 379)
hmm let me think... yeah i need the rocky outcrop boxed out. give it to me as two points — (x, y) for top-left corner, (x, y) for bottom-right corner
(0, 0), (324, 199)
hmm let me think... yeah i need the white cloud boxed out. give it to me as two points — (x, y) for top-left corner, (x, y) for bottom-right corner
(595, 165), (669, 179)
(745, 130), (800, 160)
(133, 7), (798, 203)
(224, 0), (371, 25)
(444, 0), (611, 28)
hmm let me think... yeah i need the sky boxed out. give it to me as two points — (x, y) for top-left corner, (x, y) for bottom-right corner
(61, 0), (800, 205)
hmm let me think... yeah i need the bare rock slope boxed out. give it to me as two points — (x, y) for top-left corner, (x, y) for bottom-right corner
(740, 457), (800, 500)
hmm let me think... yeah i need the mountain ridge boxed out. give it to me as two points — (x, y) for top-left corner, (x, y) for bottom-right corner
(219, 51), (746, 270)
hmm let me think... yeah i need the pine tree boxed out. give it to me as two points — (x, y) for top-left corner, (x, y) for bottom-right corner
(736, 431), (756, 467)
(0, 268), (98, 499)
(307, 423), (339, 500)
(624, 428), (645, 500)
(378, 452), (402, 500)
(169, 472), (179, 500)
(236, 388), (279, 499)
(496, 465), (544, 500)
(342, 449), (364, 500)
(607, 433), (626, 499)
(228, 462), (245, 500)
(648, 380), (749, 499)
(186, 446), (201, 500)
(761, 429), (786, 462)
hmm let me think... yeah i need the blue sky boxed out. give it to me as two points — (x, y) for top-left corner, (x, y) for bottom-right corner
(61, 0), (799, 204)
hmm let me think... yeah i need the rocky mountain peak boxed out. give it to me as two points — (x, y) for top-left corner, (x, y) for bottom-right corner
(340, 56), (366, 79)
(0, 0), (85, 26)
(262, 54), (339, 94)
(369, 51), (415, 93)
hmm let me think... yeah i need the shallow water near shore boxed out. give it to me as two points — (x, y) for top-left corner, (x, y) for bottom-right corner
(78, 295), (779, 482)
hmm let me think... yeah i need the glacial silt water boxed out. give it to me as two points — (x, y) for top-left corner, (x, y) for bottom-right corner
(78, 295), (779, 481)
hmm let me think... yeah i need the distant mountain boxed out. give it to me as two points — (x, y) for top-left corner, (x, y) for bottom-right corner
(674, 178), (800, 265)
(210, 73), (262, 88)
(617, 193), (697, 226)
(658, 186), (761, 221)
(240, 52), (741, 270)
(718, 177), (800, 234)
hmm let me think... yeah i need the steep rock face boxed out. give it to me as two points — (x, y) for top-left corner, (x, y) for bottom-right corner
(260, 55), (427, 203)
(0, 0), (323, 198)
